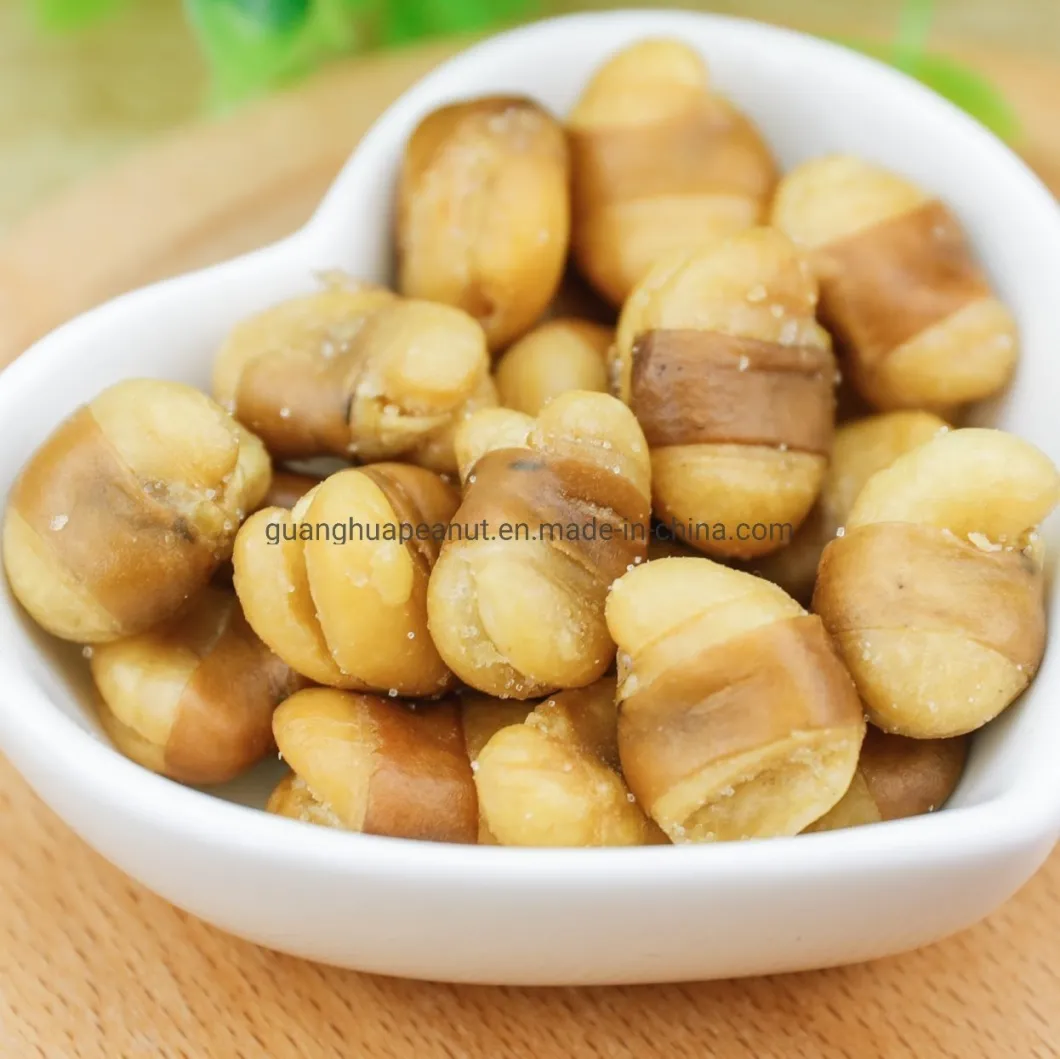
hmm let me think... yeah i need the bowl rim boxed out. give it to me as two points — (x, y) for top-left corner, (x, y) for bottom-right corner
(2, 9), (1060, 883)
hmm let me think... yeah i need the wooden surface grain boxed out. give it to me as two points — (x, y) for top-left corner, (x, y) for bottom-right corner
(1, 33), (1059, 1059)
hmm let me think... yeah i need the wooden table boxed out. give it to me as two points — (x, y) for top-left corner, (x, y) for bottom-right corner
(1, 29), (1059, 1059)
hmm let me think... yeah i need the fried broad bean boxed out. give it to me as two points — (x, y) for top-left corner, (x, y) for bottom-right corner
(460, 692), (535, 843)
(427, 391), (651, 699)
(270, 690), (528, 842)
(806, 728), (968, 832)
(3, 379), (270, 643)
(494, 318), (612, 416)
(569, 39), (777, 306)
(607, 557), (865, 842)
(474, 677), (660, 847)
(613, 227), (835, 560)
(234, 463), (458, 696)
(814, 428), (1059, 737)
(213, 275), (491, 471)
(750, 411), (949, 602)
(772, 155), (1017, 411)
(397, 97), (570, 352)
(90, 586), (302, 784)
(268, 689), (478, 842)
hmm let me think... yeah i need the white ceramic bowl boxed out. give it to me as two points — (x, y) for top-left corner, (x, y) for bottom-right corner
(2, 10), (1059, 986)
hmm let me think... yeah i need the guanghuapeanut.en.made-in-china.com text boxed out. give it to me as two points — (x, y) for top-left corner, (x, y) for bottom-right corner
(262, 518), (795, 547)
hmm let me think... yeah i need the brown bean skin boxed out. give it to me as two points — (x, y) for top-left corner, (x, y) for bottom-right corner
(270, 689), (479, 843)
(213, 278), (491, 469)
(612, 228), (834, 560)
(608, 557), (864, 843)
(806, 729), (968, 832)
(569, 40), (776, 306)
(91, 586), (303, 785)
(427, 393), (651, 699)
(772, 156), (1017, 412)
(813, 428), (1057, 738)
(3, 379), (270, 642)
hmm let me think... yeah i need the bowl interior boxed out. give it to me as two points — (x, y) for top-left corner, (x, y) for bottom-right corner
(2, 10), (1060, 824)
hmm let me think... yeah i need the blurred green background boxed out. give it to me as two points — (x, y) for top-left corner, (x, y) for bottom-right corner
(2, 0), (1059, 232)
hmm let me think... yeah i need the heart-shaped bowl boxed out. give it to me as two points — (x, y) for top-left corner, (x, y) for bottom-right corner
(2, 10), (1060, 986)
